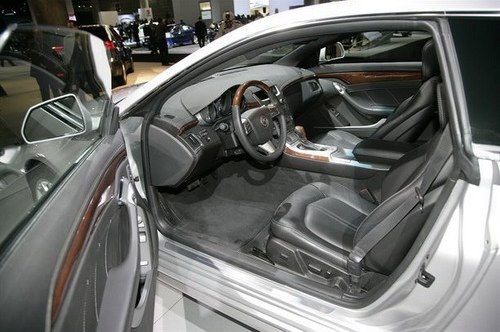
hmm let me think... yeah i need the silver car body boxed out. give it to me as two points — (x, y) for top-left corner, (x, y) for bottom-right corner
(115, 1), (500, 331)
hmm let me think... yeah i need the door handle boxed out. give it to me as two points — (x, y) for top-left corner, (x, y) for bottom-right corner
(333, 82), (394, 117)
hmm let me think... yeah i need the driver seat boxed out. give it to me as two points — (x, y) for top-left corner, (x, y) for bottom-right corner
(314, 40), (440, 149)
(266, 124), (453, 281)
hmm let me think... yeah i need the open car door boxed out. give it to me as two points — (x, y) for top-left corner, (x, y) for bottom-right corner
(0, 25), (157, 331)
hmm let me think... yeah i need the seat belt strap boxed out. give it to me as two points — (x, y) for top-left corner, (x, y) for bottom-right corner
(348, 125), (452, 281)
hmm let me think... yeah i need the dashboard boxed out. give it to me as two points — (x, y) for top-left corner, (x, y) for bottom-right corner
(147, 64), (324, 188)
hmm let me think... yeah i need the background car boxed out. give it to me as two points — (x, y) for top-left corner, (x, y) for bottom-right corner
(79, 24), (134, 87)
(138, 21), (157, 47)
(165, 23), (197, 48)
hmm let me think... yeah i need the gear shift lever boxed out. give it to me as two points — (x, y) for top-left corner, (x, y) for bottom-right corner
(294, 126), (326, 151)
(294, 126), (307, 140)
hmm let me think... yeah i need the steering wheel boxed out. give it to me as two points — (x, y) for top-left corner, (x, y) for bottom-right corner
(232, 80), (287, 162)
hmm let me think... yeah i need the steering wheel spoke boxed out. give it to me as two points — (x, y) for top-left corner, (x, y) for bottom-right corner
(257, 141), (277, 156)
(268, 104), (281, 118)
(242, 119), (253, 135)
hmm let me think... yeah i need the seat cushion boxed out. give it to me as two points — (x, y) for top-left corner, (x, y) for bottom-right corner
(270, 182), (376, 268)
(313, 130), (362, 149)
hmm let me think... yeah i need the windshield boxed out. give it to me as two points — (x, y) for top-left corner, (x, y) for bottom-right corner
(225, 43), (302, 70)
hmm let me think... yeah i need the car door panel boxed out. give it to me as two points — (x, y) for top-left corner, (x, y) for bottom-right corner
(0, 133), (156, 332)
(52, 159), (142, 332)
(300, 62), (421, 138)
(0, 25), (156, 332)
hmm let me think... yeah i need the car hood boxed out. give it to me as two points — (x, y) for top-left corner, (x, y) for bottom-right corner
(116, 0), (499, 116)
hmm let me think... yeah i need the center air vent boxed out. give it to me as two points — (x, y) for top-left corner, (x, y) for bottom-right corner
(185, 133), (201, 150)
(309, 81), (320, 91)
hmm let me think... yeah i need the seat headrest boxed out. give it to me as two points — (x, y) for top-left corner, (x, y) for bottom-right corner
(422, 40), (440, 81)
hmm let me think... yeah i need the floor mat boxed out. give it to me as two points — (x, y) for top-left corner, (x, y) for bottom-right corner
(163, 160), (307, 250)
(167, 186), (275, 250)
(161, 159), (374, 251)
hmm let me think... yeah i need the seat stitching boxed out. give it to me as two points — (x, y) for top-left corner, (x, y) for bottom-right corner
(308, 202), (359, 232)
(323, 182), (375, 215)
(307, 182), (376, 216)
(309, 183), (327, 198)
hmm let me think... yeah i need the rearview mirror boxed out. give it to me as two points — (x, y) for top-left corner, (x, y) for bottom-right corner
(22, 94), (90, 143)
(319, 42), (346, 63)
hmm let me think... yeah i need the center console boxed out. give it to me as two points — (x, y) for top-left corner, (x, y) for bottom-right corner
(279, 103), (418, 178)
(282, 129), (390, 178)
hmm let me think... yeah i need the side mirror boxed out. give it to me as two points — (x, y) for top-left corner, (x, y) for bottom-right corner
(22, 94), (91, 144)
(319, 42), (346, 63)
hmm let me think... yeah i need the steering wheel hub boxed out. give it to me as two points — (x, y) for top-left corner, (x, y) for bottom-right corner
(232, 80), (287, 162)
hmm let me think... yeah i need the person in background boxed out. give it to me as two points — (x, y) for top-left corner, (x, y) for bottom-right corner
(30, 32), (62, 101)
(207, 22), (218, 43)
(67, 19), (77, 29)
(156, 18), (169, 65)
(194, 17), (207, 48)
(216, 11), (242, 39)
(146, 20), (158, 54)
(132, 22), (140, 47)
(143, 21), (151, 48)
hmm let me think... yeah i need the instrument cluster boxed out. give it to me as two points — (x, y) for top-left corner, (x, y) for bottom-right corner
(200, 90), (234, 125)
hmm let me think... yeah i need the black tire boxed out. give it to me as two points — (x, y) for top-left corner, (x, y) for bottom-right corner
(127, 57), (134, 73)
(27, 164), (56, 201)
(116, 63), (127, 86)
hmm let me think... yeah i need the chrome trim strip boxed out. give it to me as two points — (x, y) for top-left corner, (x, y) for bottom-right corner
(472, 143), (500, 161)
(285, 141), (390, 171)
(157, 236), (362, 332)
(333, 118), (387, 130)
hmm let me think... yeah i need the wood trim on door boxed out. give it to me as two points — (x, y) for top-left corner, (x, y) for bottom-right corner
(317, 71), (421, 85)
(51, 150), (127, 322)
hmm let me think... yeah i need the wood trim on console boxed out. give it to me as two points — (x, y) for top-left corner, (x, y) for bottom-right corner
(178, 119), (199, 135)
(51, 150), (127, 322)
(284, 146), (330, 163)
(317, 71), (421, 85)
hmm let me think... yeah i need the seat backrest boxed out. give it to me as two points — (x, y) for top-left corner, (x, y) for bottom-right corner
(370, 40), (441, 143)
(353, 125), (454, 275)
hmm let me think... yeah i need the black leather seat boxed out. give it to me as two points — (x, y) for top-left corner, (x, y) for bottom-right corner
(267, 127), (454, 279)
(314, 40), (440, 149)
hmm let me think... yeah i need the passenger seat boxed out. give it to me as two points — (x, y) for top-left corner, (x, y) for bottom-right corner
(314, 40), (441, 149)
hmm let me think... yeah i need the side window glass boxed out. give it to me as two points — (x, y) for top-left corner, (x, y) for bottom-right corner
(449, 17), (500, 146)
(0, 26), (110, 249)
(322, 30), (431, 64)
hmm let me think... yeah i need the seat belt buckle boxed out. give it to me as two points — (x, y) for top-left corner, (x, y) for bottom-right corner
(347, 259), (361, 277)
(347, 256), (362, 293)
(415, 187), (424, 213)
(359, 188), (378, 204)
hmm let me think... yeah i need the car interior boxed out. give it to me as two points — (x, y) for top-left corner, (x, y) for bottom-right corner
(139, 24), (457, 303)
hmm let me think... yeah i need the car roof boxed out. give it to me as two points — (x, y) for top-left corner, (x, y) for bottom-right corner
(117, 0), (500, 114)
(79, 24), (111, 29)
(79, 25), (116, 41)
